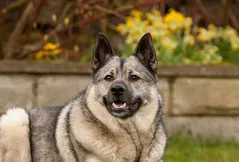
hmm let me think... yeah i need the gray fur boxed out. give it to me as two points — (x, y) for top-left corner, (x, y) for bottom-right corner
(0, 33), (167, 162)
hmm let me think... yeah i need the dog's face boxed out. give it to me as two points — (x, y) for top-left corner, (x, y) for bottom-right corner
(91, 33), (158, 119)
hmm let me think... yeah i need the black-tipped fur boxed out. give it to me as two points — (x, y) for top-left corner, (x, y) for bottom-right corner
(133, 33), (157, 73)
(92, 33), (114, 73)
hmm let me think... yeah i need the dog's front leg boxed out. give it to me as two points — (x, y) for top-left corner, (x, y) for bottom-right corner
(140, 123), (167, 162)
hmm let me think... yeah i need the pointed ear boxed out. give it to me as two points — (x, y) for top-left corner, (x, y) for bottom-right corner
(133, 33), (157, 73)
(92, 33), (114, 72)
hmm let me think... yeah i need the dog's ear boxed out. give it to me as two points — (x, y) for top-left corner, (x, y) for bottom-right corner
(133, 33), (157, 73)
(92, 33), (114, 72)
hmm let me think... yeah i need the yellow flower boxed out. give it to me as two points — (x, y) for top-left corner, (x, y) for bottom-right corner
(130, 10), (142, 19)
(185, 27), (191, 34)
(35, 52), (44, 60)
(221, 26), (239, 48)
(230, 37), (239, 50)
(152, 10), (160, 16)
(164, 9), (192, 30)
(116, 24), (127, 35)
(208, 24), (216, 30)
(184, 34), (195, 45)
(184, 17), (192, 29)
(164, 9), (185, 24)
(51, 49), (61, 55)
(52, 14), (57, 22)
(31, 42), (61, 60)
(164, 9), (185, 30)
(126, 36), (134, 45)
(126, 17), (133, 28)
(199, 45), (222, 64)
(64, 17), (70, 25)
(44, 43), (59, 50)
(160, 37), (177, 52)
(197, 28), (215, 42)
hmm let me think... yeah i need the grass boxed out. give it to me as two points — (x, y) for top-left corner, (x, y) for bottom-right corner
(164, 134), (239, 162)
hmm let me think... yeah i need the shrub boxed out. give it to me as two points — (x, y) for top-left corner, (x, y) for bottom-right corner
(116, 9), (239, 65)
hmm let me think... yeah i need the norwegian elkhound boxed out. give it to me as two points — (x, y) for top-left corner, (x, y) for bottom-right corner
(0, 33), (167, 162)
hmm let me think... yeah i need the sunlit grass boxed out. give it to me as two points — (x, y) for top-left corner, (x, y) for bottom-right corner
(164, 134), (239, 162)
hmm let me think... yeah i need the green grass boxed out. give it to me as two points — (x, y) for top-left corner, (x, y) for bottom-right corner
(164, 134), (239, 162)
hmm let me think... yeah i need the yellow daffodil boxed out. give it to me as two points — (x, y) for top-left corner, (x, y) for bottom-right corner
(116, 24), (127, 35)
(115, 8), (239, 65)
(208, 24), (216, 30)
(31, 43), (61, 60)
(160, 37), (177, 52)
(130, 10), (142, 19)
(197, 28), (215, 42)
(184, 34), (195, 45)
(164, 9), (185, 30)
(126, 17), (133, 28)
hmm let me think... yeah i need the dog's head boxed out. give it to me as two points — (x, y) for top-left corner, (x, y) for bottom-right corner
(90, 33), (158, 119)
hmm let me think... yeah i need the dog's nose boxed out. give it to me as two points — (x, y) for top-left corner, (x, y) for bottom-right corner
(111, 84), (125, 96)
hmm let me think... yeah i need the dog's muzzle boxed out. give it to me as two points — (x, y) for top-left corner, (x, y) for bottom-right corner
(104, 81), (141, 119)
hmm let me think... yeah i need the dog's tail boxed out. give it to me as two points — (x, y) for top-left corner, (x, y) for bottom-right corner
(0, 108), (31, 162)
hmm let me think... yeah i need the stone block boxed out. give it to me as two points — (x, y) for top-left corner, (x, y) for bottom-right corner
(157, 78), (170, 115)
(165, 116), (239, 142)
(0, 75), (34, 112)
(37, 75), (91, 107)
(172, 78), (239, 115)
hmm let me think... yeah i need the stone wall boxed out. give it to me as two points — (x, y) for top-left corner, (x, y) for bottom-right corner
(1, 61), (239, 141)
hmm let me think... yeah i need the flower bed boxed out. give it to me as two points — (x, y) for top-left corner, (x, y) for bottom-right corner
(116, 9), (239, 64)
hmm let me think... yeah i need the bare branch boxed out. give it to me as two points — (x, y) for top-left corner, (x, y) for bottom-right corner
(195, 0), (220, 25)
(3, 2), (34, 59)
(0, 0), (27, 17)
(229, 9), (239, 31)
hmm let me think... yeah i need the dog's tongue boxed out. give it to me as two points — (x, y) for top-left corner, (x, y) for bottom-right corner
(112, 102), (126, 109)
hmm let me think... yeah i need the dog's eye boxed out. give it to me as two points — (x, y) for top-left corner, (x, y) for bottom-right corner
(104, 75), (114, 81)
(129, 75), (140, 81)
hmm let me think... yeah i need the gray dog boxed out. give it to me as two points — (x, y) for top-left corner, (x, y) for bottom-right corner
(0, 33), (167, 162)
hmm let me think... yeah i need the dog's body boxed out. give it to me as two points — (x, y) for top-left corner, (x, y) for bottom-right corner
(0, 33), (167, 162)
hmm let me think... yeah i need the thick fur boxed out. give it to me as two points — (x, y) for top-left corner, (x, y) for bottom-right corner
(0, 33), (167, 162)
(0, 108), (31, 162)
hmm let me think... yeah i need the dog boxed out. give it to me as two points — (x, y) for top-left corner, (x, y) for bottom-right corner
(0, 33), (167, 162)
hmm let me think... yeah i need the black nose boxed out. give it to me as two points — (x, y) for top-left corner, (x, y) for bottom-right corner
(111, 84), (125, 96)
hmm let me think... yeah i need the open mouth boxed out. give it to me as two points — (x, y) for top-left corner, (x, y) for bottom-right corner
(104, 98), (141, 119)
(112, 101), (128, 109)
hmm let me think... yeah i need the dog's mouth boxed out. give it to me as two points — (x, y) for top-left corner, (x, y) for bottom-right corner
(112, 101), (128, 109)
(104, 98), (141, 119)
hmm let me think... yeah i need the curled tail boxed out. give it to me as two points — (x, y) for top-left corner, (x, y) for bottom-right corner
(0, 108), (31, 162)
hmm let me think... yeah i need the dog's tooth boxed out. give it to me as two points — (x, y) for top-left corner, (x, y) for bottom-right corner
(112, 102), (126, 109)
(119, 103), (126, 108)
(112, 102), (119, 108)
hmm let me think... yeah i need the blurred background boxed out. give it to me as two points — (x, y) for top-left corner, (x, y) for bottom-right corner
(1, 0), (239, 63)
(1, 0), (239, 161)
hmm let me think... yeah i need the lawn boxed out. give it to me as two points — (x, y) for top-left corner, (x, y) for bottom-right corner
(164, 134), (239, 162)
